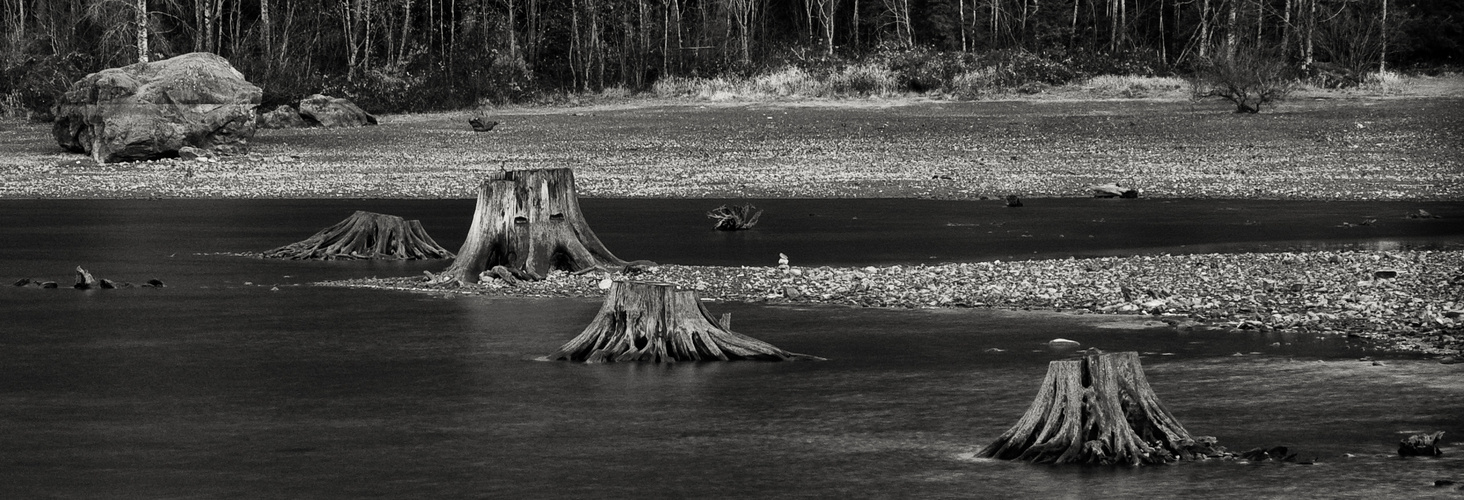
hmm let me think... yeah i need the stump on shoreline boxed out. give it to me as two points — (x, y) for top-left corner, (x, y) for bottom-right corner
(430, 168), (628, 285)
(978, 351), (1210, 465)
(547, 281), (819, 363)
(265, 211), (454, 260)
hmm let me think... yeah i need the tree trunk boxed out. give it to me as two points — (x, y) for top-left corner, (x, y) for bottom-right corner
(548, 281), (820, 363)
(135, 0), (148, 62)
(978, 351), (1214, 465)
(431, 168), (628, 285)
(265, 211), (455, 260)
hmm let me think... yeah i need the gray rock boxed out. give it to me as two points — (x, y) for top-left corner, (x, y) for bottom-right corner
(298, 94), (377, 127)
(52, 52), (262, 163)
(257, 104), (308, 129)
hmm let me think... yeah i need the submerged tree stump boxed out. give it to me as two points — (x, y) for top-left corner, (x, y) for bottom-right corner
(978, 351), (1209, 465)
(265, 211), (454, 260)
(431, 168), (628, 285)
(547, 281), (819, 363)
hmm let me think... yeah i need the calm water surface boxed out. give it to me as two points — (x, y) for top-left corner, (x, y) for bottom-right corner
(2, 199), (1462, 498)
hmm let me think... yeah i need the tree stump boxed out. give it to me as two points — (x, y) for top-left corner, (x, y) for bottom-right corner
(547, 281), (819, 363)
(264, 211), (454, 260)
(978, 351), (1209, 465)
(431, 168), (628, 285)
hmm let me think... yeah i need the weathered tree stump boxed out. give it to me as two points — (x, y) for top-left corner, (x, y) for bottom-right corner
(264, 211), (454, 260)
(431, 168), (628, 285)
(978, 351), (1210, 465)
(547, 281), (819, 363)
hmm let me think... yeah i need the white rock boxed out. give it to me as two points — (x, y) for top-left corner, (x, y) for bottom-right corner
(598, 277), (613, 290)
(1047, 338), (1081, 346)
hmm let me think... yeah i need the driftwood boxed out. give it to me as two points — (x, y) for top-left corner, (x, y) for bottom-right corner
(978, 351), (1213, 465)
(707, 203), (762, 230)
(264, 211), (453, 260)
(431, 168), (628, 285)
(547, 281), (820, 363)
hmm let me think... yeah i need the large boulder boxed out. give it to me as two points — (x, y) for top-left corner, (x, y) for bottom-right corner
(52, 52), (262, 163)
(297, 94), (377, 127)
(257, 104), (308, 129)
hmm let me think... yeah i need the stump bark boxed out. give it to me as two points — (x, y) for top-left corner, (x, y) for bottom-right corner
(978, 351), (1207, 465)
(264, 211), (454, 260)
(432, 168), (628, 285)
(547, 281), (818, 363)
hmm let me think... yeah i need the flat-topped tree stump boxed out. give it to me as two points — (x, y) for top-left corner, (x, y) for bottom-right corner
(431, 168), (628, 285)
(978, 351), (1210, 465)
(264, 211), (454, 260)
(548, 281), (819, 363)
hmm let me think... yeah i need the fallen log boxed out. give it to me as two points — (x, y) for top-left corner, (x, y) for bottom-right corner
(431, 168), (629, 285)
(977, 351), (1212, 465)
(547, 281), (820, 363)
(264, 211), (454, 260)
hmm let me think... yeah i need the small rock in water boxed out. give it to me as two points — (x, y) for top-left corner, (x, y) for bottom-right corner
(145, 279), (166, 287)
(13, 278), (32, 287)
(1046, 338), (1080, 346)
(41, 281), (58, 288)
(1435, 479), (1456, 487)
(1005, 194), (1023, 207)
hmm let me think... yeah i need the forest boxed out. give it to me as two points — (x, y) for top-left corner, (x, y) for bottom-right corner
(1, 0), (1460, 114)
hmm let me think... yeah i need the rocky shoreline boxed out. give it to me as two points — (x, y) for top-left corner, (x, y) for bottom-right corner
(325, 248), (1464, 358)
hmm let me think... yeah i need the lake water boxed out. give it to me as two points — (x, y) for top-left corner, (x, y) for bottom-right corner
(2, 199), (1462, 498)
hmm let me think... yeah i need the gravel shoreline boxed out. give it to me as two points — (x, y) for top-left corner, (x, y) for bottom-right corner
(325, 248), (1464, 358)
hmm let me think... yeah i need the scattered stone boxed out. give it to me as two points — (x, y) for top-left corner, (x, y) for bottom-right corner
(487, 265), (520, 285)
(621, 260), (658, 275)
(1005, 194), (1023, 207)
(52, 52), (262, 162)
(297, 94), (377, 128)
(469, 117), (498, 132)
(1089, 183), (1138, 198)
(74, 266), (98, 289)
(1240, 446), (1297, 462)
(177, 146), (214, 161)
(783, 286), (803, 299)
(1399, 431), (1445, 457)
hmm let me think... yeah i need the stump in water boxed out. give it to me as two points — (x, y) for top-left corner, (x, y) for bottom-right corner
(547, 281), (819, 363)
(431, 168), (628, 285)
(265, 211), (454, 260)
(978, 351), (1210, 465)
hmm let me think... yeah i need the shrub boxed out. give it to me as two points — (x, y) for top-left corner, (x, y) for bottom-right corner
(1189, 50), (1298, 113)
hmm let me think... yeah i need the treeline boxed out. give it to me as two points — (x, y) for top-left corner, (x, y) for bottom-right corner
(1, 0), (1459, 114)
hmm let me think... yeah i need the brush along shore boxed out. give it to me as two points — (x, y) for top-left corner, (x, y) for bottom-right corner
(326, 248), (1464, 357)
